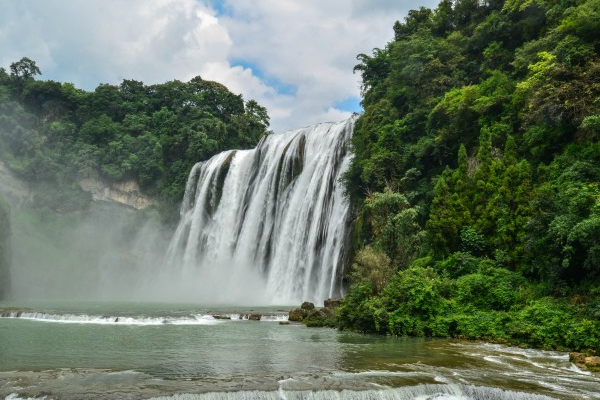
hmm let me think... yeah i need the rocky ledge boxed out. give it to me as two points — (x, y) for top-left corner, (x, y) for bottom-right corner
(288, 298), (341, 327)
(79, 178), (153, 210)
(570, 352), (600, 372)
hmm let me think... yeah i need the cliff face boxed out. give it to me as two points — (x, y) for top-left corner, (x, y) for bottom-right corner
(79, 179), (154, 210)
(0, 195), (11, 300)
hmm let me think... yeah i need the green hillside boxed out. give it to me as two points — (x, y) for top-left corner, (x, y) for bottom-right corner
(337, 0), (600, 353)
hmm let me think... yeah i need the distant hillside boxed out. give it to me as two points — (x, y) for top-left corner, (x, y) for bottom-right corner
(0, 59), (270, 222)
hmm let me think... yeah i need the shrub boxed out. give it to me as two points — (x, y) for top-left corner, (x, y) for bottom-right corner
(435, 252), (481, 278)
(382, 266), (446, 317)
(507, 298), (572, 350)
(337, 282), (388, 333)
(454, 267), (526, 311)
(349, 246), (394, 294)
(454, 311), (511, 341)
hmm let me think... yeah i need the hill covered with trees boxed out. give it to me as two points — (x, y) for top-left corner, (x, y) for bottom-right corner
(0, 58), (270, 221)
(337, 0), (600, 353)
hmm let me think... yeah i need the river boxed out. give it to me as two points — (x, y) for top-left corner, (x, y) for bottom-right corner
(0, 302), (598, 400)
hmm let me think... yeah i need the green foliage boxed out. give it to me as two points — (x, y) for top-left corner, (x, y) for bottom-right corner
(0, 60), (270, 219)
(337, 281), (388, 333)
(454, 266), (526, 311)
(435, 252), (482, 278)
(348, 246), (394, 295)
(361, 188), (426, 266)
(340, 0), (600, 352)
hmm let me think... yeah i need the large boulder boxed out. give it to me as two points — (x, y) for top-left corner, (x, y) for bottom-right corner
(324, 298), (341, 309)
(301, 301), (315, 311)
(569, 352), (600, 371)
(288, 308), (307, 322)
(570, 352), (586, 366)
(585, 356), (600, 371)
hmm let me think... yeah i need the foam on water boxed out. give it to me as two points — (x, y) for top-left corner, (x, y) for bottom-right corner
(144, 385), (559, 400)
(0, 310), (221, 325)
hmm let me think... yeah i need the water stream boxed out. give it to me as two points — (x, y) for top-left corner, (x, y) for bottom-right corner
(2, 120), (600, 399)
(1, 302), (599, 400)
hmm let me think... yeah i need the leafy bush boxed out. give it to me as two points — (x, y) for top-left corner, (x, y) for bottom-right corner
(337, 282), (388, 333)
(507, 298), (572, 350)
(434, 252), (481, 278)
(454, 267), (526, 311)
(349, 246), (394, 295)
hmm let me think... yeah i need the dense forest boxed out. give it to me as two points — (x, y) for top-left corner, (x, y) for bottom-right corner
(0, 59), (270, 221)
(331, 0), (600, 353)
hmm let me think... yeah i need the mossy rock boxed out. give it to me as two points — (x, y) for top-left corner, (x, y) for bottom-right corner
(289, 308), (307, 322)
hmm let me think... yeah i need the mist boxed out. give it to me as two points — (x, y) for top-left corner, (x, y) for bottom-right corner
(0, 114), (352, 307)
(4, 201), (275, 305)
(0, 167), (274, 306)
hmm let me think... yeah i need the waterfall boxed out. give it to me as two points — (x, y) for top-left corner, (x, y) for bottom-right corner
(166, 118), (354, 305)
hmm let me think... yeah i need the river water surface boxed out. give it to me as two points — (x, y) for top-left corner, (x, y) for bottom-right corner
(0, 302), (598, 399)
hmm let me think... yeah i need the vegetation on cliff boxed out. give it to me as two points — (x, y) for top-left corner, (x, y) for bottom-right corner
(339, 0), (600, 353)
(0, 59), (270, 221)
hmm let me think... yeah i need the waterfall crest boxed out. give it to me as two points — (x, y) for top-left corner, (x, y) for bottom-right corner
(166, 118), (354, 305)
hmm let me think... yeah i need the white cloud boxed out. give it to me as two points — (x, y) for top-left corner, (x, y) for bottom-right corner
(0, 0), (230, 87)
(209, 0), (440, 131)
(0, 0), (439, 132)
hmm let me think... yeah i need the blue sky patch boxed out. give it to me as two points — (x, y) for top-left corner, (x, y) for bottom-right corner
(232, 60), (297, 96)
(207, 0), (232, 16)
(333, 97), (363, 113)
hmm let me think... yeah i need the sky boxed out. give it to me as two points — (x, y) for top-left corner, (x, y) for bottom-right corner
(0, 0), (438, 133)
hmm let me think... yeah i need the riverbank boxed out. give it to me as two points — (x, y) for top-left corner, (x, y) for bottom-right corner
(291, 287), (600, 367)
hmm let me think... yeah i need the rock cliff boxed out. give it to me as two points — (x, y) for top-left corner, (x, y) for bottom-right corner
(78, 179), (153, 210)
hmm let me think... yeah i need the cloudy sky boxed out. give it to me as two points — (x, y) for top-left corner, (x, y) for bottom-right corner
(0, 0), (438, 133)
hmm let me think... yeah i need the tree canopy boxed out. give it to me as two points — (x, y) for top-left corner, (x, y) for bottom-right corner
(0, 59), (270, 220)
(337, 0), (600, 353)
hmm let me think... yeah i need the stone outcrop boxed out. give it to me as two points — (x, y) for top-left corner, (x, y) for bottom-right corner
(324, 298), (341, 309)
(288, 299), (342, 327)
(569, 352), (600, 371)
(79, 178), (153, 210)
(248, 313), (261, 321)
(288, 308), (307, 322)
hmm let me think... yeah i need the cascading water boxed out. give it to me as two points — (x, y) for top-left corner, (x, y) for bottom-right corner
(166, 118), (354, 305)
